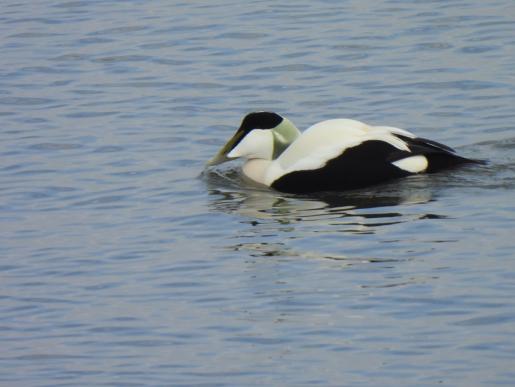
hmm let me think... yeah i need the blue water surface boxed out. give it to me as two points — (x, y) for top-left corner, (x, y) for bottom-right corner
(1, 1), (515, 386)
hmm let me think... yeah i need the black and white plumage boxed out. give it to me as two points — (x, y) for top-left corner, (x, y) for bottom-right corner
(207, 112), (481, 193)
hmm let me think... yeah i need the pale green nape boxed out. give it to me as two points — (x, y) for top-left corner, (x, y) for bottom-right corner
(271, 118), (301, 159)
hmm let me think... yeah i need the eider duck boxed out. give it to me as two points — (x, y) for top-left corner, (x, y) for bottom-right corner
(207, 112), (481, 193)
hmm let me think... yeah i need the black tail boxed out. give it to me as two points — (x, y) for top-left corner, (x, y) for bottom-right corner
(424, 152), (485, 173)
(397, 135), (486, 173)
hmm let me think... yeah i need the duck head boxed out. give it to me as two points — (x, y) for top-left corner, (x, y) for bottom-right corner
(207, 111), (301, 166)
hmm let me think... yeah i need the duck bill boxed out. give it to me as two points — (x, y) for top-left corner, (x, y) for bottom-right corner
(206, 150), (230, 166)
(206, 130), (243, 166)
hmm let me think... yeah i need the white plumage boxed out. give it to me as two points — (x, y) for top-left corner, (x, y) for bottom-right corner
(207, 112), (479, 193)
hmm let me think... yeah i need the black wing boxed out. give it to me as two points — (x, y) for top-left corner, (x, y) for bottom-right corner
(395, 134), (483, 173)
(271, 140), (412, 193)
(271, 137), (483, 193)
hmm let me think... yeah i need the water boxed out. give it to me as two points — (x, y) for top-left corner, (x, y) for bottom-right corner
(1, 1), (515, 385)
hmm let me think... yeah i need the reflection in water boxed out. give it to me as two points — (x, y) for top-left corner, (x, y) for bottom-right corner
(203, 166), (441, 264)
(204, 166), (435, 218)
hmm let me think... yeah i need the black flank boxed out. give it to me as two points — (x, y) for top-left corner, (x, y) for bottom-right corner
(271, 137), (483, 194)
(272, 140), (411, 193)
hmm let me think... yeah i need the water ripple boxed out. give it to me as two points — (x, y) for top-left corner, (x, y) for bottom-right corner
(1, 0), (515, 386)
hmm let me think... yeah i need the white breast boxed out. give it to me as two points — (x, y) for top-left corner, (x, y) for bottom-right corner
(242, 159), (273, 186)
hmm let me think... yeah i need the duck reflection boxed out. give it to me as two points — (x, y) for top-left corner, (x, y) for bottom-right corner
(202, 166), (446, 265)
(204, 166), (434, 223)
(199, 170), (453, 328)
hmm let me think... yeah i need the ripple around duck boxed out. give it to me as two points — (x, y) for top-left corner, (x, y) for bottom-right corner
(0, 96), (56, 106)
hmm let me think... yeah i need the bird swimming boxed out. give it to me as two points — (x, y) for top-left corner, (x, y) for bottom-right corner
(207, 112), (482, 193)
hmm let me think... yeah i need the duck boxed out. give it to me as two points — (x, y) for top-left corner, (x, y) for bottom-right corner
(207, 111), (482, 193)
